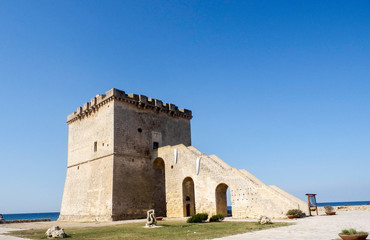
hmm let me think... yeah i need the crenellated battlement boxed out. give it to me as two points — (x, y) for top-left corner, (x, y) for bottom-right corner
(67, 88), (193, 124)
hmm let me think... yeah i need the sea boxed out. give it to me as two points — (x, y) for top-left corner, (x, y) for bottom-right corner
(1, 212), (60, 221)
(1, 201), (370, 221)
(316, 201), (370, 207)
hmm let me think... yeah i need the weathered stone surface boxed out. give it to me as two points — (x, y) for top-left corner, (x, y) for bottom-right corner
(59, 88), (309, 222)
(45, 226), (66, 238)
(153, 144), (308, 219)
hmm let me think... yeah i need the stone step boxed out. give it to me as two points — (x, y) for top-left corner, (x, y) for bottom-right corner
(269, 185), (307, 207)
(208, 155), (232, 170)
(239, 169), (265, 186)
(186, 146), (202, 155)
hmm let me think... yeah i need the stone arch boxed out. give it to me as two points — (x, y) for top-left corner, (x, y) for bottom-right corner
(152, 158), (166, 217)
(215, 183), (229, 216)
(182, 177), (195, 217)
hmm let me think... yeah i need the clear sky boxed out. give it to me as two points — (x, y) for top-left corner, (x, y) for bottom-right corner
(0, 1), (369, 214)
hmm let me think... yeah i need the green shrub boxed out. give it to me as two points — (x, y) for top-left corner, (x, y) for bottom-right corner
(187, 214), (202, 223)
(285, 209), (304, 217)
(323, 205), (334, 212)
(198, 213), (208, 221)
(186, 213), (208, 223)
(341, 228), (368, 235)
(209, 214), (224, 222)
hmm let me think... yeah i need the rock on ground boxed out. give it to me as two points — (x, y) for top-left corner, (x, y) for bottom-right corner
(45, 226), (66, 238)
(259, 216), (272, 224)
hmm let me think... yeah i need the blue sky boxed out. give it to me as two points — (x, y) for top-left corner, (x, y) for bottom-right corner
(0, 1), (369, 213)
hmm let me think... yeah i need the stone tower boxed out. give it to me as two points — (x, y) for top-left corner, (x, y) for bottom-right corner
(59, 88), (192, 221)
(60, 88), (309, 222)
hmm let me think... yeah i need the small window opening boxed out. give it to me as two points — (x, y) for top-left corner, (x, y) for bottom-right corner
(137, 128), (142, 133)
(153, 141), (159, 149)
(77, 166), (79, 170)
(171, 165), (173, 169)
(94, 141), (97, 152)
(186, 196), (190, 201)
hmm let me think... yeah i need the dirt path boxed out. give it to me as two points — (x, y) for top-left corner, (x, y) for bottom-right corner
(215, 211), (370, 240)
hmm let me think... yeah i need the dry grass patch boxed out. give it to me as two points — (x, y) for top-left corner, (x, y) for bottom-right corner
(8, 220), (291, 240)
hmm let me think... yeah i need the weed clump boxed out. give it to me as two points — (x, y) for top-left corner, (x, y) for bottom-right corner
(341, 228), (368, 235)
(187, 213), (208, 223)
(323, 205), (334, 212)
(285, 209), (305, 218)
(210, 214), (224, 222)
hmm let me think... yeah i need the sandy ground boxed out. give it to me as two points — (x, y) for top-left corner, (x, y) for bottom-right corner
(0, 218), (148, 240)
(0, 211), (369, 240)
(0, 218), (147, 230)
(216, 211), (370, 240)
(0, 227), (28, 240)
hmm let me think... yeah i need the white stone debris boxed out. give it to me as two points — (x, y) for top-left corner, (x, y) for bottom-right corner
(259, 216), (272, 224)
(45, 226), (66, 238)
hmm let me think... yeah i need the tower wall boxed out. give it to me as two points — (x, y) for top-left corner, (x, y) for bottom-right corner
(113, 99), (191, 155)
(59, 88), (192, 221)
(112, 99), (191, 220)
(59, 98), (115, 221)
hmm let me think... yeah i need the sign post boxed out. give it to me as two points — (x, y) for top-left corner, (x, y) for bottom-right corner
(305, 193), (318, 216)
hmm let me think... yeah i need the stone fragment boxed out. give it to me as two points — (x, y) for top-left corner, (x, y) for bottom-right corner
(45, 226), (66, 238)
(259, 216), (272, 224)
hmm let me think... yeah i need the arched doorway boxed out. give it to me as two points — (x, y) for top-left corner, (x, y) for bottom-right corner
(152, 158), (166, 217)
(215, 183), (230, 216)
(182, 177), (195, 216)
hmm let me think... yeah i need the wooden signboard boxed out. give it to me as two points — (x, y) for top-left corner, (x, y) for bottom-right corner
(306, 193), (318, 216)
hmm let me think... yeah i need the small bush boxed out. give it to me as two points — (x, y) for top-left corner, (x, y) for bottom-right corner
(286, 209), (304, 217)
(187, 213), (208, 223)
(341, 228), (368, 235)
(209, 214), (224, 222)
(187, 215), (202, 223)
(198, 213), (209, 221)
(323, 205), (334, 212)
